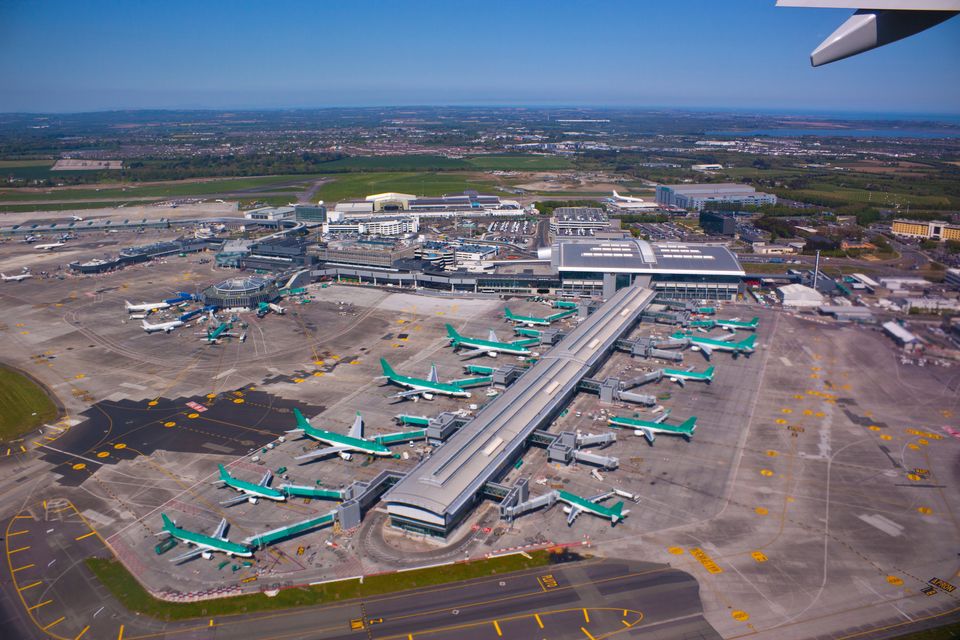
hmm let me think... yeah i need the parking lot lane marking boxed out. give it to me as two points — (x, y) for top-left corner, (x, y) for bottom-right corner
(493, 620), (502, 636)
(583, 608), (590, 623)
(12, 564), (35, 573)
(43, 616), (65, 630)
(27, 599), (52, 611)
(9, 546), (29, 554)
(75, 531), (96, 541)
(581, 626), (597, 640)
(18, 581), (41, 591)
(75, 625), (90, 640)
(535, 613), (544, 628)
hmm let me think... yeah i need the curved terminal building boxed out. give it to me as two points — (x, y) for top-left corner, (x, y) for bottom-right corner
(201, 276), (279, 309)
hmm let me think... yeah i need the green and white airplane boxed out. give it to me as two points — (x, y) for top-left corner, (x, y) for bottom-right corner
(503, 306), (576, 327)
(158, 514), (252, 563)
(214, 464), (285, 507)
(288, 408), (424, 462)
(715, 317), (759, 332)
(556, 490), (629, 526)
(379, 358), (489, 400)
(662, 365), (715, 387)
(671, 331), (756, 358)
(608, 414), (697, 444)
(445, 324), (538, 360)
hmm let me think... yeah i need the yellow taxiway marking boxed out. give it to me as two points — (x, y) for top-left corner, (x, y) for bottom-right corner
(8, 530), (28, 537)
(755, 507), (769, 516)
(118, 624), (124, 640)
(43, 616), (65, 630)
(887, 575), (904, 586)
(880, 435), (892, 441)
(75, 625), (90, 640)
(907, 474), (921, 481)
(72, 463), (86, 470)
(781, 408), (793, 414)
(76, 531), (96, 541)
(581, 626), (598, 640)
(667, 546), (684, 555)
(96, 451), (109, 458)
(493, 620), (502, 636)
(732, 610), (750, 622)
(209, 619), (214, 627)
(163, 421), (176, 428)
(918, 506), (933, 515)
(18, 581), (42, 591)
(583, 608), (590, 623)
(868, 426), (881, 431)
(760, 469), (773, 477)
(751, 551), (768, 563)
(147, 400), (158, 406)
(114, 443), (126, 450)
(27, 599), (52, 611)
(187, 413), (200, 418)
(535, 613), (544, 628)
(12, 564), (35, 573)
(689, 548), (723, 574)
(766, 450), (778, 457)
(233, 398), (245, 404)
(9, 546), (30, 554)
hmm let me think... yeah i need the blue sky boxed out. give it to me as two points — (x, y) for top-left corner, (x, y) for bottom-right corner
(1, 0), (958, 114)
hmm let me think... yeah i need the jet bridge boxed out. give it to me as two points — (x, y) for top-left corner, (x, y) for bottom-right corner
(578, 377), (657, 406)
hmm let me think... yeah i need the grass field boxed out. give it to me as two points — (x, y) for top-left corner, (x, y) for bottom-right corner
(315, 156), (471, 171)
(86, 550), (556, 621)
(315, 171), (504, 202)
(0, 160), (57, 182)
(0, 365), (58, 440)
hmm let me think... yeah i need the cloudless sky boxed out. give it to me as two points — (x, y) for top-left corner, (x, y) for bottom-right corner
(1, 0), (958, 114)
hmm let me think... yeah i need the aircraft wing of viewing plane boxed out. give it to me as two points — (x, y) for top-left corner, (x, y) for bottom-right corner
(662, 365), (715, 387)
(608, 414), (698, 443)
(1, 272), (32, 282)
(214, 464), (285, 506)
(777, 0), (960, 66)
(379, 358), (488, 400)
(556, 490), (629, 526)
(445, 324), (537, 360)
(125, 300), (171, 312)
(158, 514), (252, 564)
(671, 331), (756, 358)
(503, 307), (576, 327)
(287, 408), (422, 462)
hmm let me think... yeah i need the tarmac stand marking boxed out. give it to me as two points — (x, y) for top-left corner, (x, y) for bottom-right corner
(689, 548), (723, 574)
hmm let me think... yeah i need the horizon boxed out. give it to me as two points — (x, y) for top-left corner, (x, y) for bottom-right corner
(1, 0), (958, 114)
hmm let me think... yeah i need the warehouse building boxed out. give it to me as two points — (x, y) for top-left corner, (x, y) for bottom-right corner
(656, 183), (777, 211)
(777, 283), (824, 307)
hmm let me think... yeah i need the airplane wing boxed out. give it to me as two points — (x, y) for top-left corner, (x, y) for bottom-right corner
(219, 494), (251, 508)
(213, 518), (228, 539)
(698, 343), (714, 357)
(295, 445), (352, 461)
(457, 348), (488, 361)
(776, 1), (960, 66)
(169, 547), (204, 564)
(427, 364), (440, 383)
(636, 427), (656, 443)
(717, 333), (738, 342)
(674, 377), (686, 388)
(487, 329), (500, 342)
(258, 470), (273, 487)
(392, 389), (426, 400)
(348, 413), (363, 440)
(587, 491), (615, 503)
(566, 506), (582, 526)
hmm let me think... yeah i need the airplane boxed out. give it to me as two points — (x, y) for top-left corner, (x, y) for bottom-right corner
(670, 331), (756, 358)
(715, 317), (759, 332)
(70, 215), (84, 221)
(777, 0), (960, 66)
(1, 272), (32, 282)
(34, 241), (65, 251)
(662, 365), (715, 387)
(611, 190), (647, 204)
(445, 324), (538, 360)
(379, 358), (488, 400)
(142, 318), (184, 334)
(214, 464), (285, 506)
(555, 489), (629, 526)
(287, 408), (423, 462)
(125, 300), (171, 313)
(21, 235), (37, 243)
(503, 307), (576, 327)
(608, 414), (697, 444)
(158, 514), (252, 564)
(201, 322), (236, 344)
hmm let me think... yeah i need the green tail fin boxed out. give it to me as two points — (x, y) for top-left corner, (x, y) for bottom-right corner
(703, 366), (715, 378)
(445, 324), (459, 339)
(739, 335), (757, 349)
(218, 464), (229, 480)
(161, 513), (174, 529)
(380, 358), (396, 377)
(609, 501), (624, 519)
(504, 307), (514, 319)
(680, 417), (697, 433)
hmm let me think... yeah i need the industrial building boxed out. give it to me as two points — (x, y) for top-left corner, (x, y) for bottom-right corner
(698, 211), (736, 236)
(201, 276), (280, 309)
(655, 183), (777, 211)
(332, 191), (524, 219)
(891, 219), (960, 242)
(777, 283), (824, 307)
(383, 284), (657, 537)
(751, 241), (804, 255)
